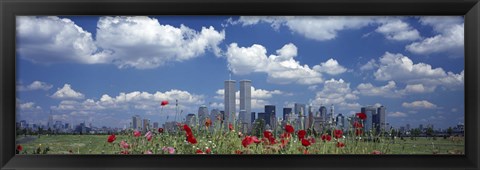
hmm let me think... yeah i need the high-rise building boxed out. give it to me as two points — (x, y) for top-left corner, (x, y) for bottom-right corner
(264, 105), (275, 126)
(319, 105), (327, 122)
(132, 115), (142, 130)
(224, 80), (236, 128)
(336, 113), (345, 130)
(308, 105), (314, 128)
(239, 80), (251, 127)
(377, 106), (386, 132)
(406, 124), (410, 131)
(361, 105), (386, 133)
(198, 105), (209, 127)
(251, 112), (256, 124)
(258, 112), (266, 122)
(361, 106), (376, 132)
(283, 108), (292, 121)
(153, 122), (159, 129)
(186, 114), (197, 127)
(329, 104), (335, 125)
(294, 103), (306, 129)
(210, 109), (220, 125)
(142, 119), (150, 132)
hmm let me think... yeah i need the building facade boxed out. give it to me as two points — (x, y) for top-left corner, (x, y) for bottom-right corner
(224, 80), (236, 128)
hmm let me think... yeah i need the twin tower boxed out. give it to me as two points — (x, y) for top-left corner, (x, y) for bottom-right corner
(224, 80), (251, 130)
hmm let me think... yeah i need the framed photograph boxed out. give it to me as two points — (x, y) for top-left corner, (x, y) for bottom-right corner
(1, 0), (479, 169)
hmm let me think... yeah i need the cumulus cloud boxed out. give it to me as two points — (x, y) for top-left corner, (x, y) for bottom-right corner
(360, 59), (378, 71)
(355, 81), (402, 98)
(402, 83), (436, 94)
(406, 16), (464, 57)
(96, 16), (225, 69)
(402, 100), (438, 109)
(309, 79), (359, 108)
(17, 81), (53, 91)
(16, 16), (225, 69)
(17, 101), (42, 110)
(389, 111), (408, 117)
(225, 43), (325, 85)
(16, 16), (109, 64)
(51, 84), (85, 99)
(312, 58), (347, 75)
(375, 20), (421, 41)
(373, 52), (463, 91)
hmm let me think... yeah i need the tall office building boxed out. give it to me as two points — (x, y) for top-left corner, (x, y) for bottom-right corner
(283, 108), (292, 121)
(308, 105), (314, 128)
(319, 105), (327, 122)
(294, 103), (306, 129)
(336, 113), (345, 130)
(142, 119), (150, 132)
(185, 114), (197, 127)
(224, 80), (236, 128)
(361, 106), (376, 132)
(264, 105), (275, 126)
(153, 122), (159, 129)
(239, 80), (252, 128)
(132, 115), (142, 130)
(251, 112), (256, 124)
(210, 109), (220, 125)
(377, 106), (386, 132)
(198, 105), (209, 127)
(329, 104), (335, 124)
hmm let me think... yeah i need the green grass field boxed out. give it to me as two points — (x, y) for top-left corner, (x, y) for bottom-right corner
(16, 133), (464, 155)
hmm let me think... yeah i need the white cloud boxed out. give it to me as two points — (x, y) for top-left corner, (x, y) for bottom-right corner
(51, 84), (85, 100)
(18, 101), (42, 110)
(310, 78), (359, 107)
(16, 16), (109, 64)
(406, 16), (464, 57)
(373, 52), (463, 91)
(96, 16), (225, 69)
(402, 100), (437, 109)
(389, 111), (408, 117)
(307, 85), (318, 91)
(402, 83), (436, 94)
(355, 81), (401, 98)
(312, 58), (347, 75)
(17, 81), (53, 91)
(375, 20), (421, 41)
(16, 16), (226, 69)
(360, 59), (378, 71)
(225, 43), (324, 85)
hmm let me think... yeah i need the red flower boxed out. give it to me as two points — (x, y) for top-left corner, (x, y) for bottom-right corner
(107, 134), (116, 143)
(301, 138), (311, 147)
(242, 136), (254, 147)
(263, 131), (273, 139)
(158, 128), (164, 133)
(205, 118), (212, 127)
(372, 150), (382, 154)
(353, 121), (363, 128)
(280, 139), (289, 148)
(268, 137), (277, 144)
(206, 148), (211, 154)
(187, 134), (197, 144)
(133, 130), (141, 137)
(235, 150), (243, 154)
(120, 150), (129, 154)
(229, 123), (234, 131)
(252, 136), (261, 144)
(333, 129), (343, 139)
(309, 137), (316, 144)
(336, 142), (345, 148)
(196, 149), (205, 154)
(303, 149), (309, 154)
(120, 140), (130, 149)
(183, 124), (192, 133)
(17, 145), (23, 151)
(355, 129), (363, 136)
(280, 132), (291, 139)
(145, 131), (153, 141)
(321, 134), (331, 141)
(161, 100), (169, 106)
(297, 130), (306, 139)
(285, 124), (294, 134)
(356, 112), (367, 120)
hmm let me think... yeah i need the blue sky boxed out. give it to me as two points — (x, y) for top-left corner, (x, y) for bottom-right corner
(15, 16), (464, 129)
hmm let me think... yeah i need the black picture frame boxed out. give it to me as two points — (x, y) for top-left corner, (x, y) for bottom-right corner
(1, 0), (479, 169)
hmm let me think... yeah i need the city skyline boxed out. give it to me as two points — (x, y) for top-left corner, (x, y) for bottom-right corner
(16, 16), (464, 129)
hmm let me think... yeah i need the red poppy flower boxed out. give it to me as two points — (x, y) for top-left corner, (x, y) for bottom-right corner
(372, 150), (382, 154)
(183, 124), (192, 133)
(229, 123), (234, 131)
(356, 112), (367, 120)
(158, 128), (164, 133)
(321, 134), (332, 141)
(280, 139), (289, 148)
(285, 124), (294, 134)
(133, 130), (141, 137)
(161, 100), (169, 106)
(280, 132), (291, 139)
(301, 138), (311, 147)
(309, 137), (316, 144)
(196, 149), (205, 154)
(235, 150), (243, 154)
(336, 142), (345, 148)
(205, 118), (212, 127)
(242, 136), (254, 147)
(355, 129), (363, 136)
(333, 129), (343, 139)
(145, 131), (153, 141)
(120, 140), (130, 149)
(268, 137), (276, 144)
(263, 131), (273, 139)
(297, 130), (306, 139)
(107, 134), (116, 143)
(353, 121), (363, 128)
(206, 148), (211, 154)
(252, 136), (261, 144)
(17, 145), (23, 151)
(187, 134), (197, 144)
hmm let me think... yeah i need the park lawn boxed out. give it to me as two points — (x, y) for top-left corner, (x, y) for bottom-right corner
(17, 134), (464, 155)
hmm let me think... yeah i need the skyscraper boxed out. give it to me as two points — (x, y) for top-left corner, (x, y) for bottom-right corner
(142, 119), (150, 132)
(264, 105), (275, 126)
(251, 112), (256, 124)
(224, 80), (236, 128)
(239, 80), (252, 128)
(294, 103), (306, 129)
(361, 106), (375, 132)
(336, 113), (345, 130)
(283, 108), (292, 121)
(308, 105), (314, 128)
(210, 109), (220, 126)
(198, 105), (209, 127)
(132, 115), (142, 130)
(185, 114), (197, 127)
(377, 106), (386, 132)
(319, 105), (327, 122)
